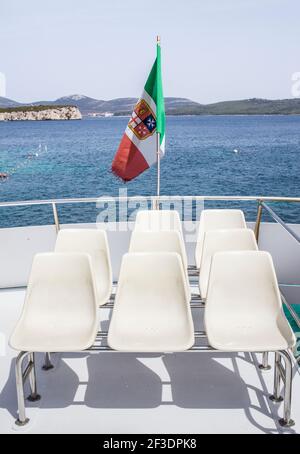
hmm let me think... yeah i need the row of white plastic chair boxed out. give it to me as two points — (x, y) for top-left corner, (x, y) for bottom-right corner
(10, 208), (292, 355)
(111, 209), (295, 354)
(134, 207), (247, 269)
(195, 208), (247, 268)
(9, 209), (296, 427)
(132, 209), (253, 302)
(108, 248), (295, 352)
(110, 212), (296, 427)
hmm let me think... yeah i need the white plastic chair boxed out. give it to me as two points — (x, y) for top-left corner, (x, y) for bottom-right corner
(10, 252), (99, 426)
(195, 209), (247, 268)
(108, 252), (194, 352)
(204, 251), (296, 427)
(199, 229), (258, 299)
(135, 209), (183, 235)
(205, 251), (295, 351)
(55, 229), (112, 306)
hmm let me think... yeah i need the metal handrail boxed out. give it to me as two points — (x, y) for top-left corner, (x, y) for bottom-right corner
(0, 195), (300, 208)
(1, 195), (299, 233)
(254, 201), (300, 334)
(281, 293), (300, 331)
(1, 194), (299, 249)
(260, 202), (300, 244)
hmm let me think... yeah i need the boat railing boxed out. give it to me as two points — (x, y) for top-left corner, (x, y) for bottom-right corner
(1, 194), (300, 233)
(254, 200), (300, 333)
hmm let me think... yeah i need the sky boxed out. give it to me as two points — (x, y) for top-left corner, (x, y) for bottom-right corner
(0, 0), (299, 104)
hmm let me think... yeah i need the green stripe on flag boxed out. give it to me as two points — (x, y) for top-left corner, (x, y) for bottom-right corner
(144, 60), (157, 104)
(144, 43), (165, 145)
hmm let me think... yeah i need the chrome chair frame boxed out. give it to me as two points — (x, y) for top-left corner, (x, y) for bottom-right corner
(14, 292), (295, 429)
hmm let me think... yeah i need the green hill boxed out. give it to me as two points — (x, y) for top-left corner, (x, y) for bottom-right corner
(1, 95), (300, 115)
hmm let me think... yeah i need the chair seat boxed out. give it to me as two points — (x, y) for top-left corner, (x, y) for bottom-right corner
(204, 251), (296, 353)
(10, 321), (97, 352)
(9, 253), (99, 353)
(206, 319), (294, 352)
(108, 253), (194, 352)
(108, 285), (193, 352)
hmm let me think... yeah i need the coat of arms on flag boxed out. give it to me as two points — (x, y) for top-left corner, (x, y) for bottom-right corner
(111, 38), (165, 182)
(128, 100), (156, 141)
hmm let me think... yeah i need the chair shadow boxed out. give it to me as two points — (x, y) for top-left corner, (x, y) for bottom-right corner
(162, 351), (296, 434)
(162, 352), (249, 409)
(0, 358), (18, 419)
(0, 353), (81, 419)
(0, 350), (297, 434)
(85, 353), (162, 408)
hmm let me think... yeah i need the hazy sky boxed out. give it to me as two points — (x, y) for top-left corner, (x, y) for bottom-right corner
(1, 0), (299, 103)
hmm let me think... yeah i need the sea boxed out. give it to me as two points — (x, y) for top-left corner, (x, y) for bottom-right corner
(0, 115), (299, 227)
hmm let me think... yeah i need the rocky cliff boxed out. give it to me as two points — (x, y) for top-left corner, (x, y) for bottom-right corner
(0, 106), (82, 121)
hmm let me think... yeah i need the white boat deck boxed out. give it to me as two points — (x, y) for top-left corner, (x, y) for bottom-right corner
(1, 286), (300, 434)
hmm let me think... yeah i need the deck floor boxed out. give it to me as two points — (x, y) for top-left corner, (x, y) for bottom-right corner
(0, 287), (300, 434)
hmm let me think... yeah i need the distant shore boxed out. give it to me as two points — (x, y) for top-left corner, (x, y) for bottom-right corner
(1, 95), (300, 117)
(0, 105), (82, 121)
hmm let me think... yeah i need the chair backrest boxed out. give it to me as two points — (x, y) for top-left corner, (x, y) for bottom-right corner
(195, 209), (247, 268)
(116, 252), (191, 307)
(129, 230), (188, 272)
(199, 229), (257, 299)
(108, 252), (193, 351)
(55, 229), (112, 305)
(17, 252), (98, 327)
(135, 210), (183, 235)
(205, 251), (284, 323)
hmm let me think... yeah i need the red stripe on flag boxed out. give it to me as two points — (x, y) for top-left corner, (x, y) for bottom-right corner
(111, 134), (149, 182)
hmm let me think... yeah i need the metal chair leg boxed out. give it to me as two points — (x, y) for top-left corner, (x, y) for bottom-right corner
(42, 352), (54, 371)
(259, 352), (271, 370)
(27, 353), (41, 402)
(15, 351), (30, 426)
(270, 352), (283, 402)
(278, 350), (295, 427)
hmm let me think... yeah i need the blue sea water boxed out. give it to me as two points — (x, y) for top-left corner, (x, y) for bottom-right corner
(0, 115), (299, 227)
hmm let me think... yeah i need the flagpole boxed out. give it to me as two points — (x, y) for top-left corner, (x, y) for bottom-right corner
(156, 131), (160, 196)
(156, 35), (161, 210)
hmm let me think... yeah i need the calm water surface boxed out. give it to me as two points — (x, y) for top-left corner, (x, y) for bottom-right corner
(0, 115), (299, 226)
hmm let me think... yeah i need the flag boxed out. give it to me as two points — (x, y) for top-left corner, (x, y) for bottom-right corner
(112, 40), (165, 182)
